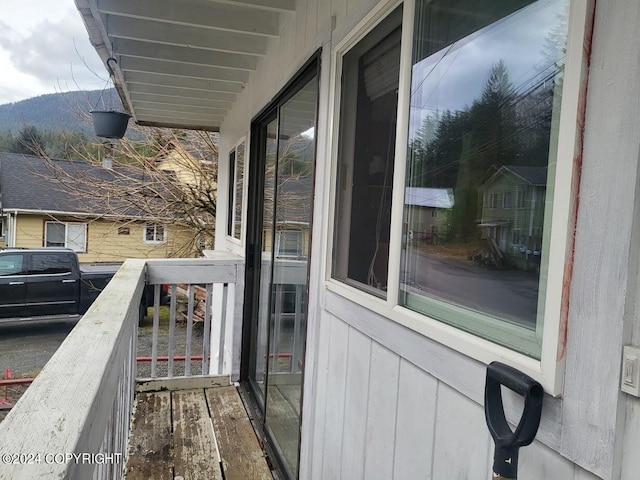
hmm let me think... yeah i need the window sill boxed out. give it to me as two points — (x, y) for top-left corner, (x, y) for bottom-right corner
(324, 278), (562, 396)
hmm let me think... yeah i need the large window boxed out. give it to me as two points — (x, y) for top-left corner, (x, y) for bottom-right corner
(45, 222), (87, 252)
(401, 0), (569, 358)
(333, 0), (577, 365)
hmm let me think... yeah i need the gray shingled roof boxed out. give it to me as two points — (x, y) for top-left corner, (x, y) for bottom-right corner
(506, 165), (548, 186)
(0, 152), (174, 218)
(481, 164), (548, 189)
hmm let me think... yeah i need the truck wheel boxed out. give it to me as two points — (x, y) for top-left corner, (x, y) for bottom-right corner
(139, 301), (148, 325)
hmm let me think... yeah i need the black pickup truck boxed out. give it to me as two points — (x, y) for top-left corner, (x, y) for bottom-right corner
(0, 248), (153, 324)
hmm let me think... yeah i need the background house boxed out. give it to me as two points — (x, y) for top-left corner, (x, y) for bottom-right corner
(403, 186), (454, 241)
(478, 165), (547, 270)
(0, 152), (198, 262)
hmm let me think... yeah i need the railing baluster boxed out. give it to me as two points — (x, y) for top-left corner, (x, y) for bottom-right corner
(273, 284), (283, 373)
(292, 284), (303, 373)
(217, 283), (229, 375)
(168, 284), (177, 377)
(202, 283), (213, 375)
(185, 284), (194, 376)
(151, 284), (161, 378)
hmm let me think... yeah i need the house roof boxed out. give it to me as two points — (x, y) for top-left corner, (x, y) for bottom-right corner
(152, 139), (217, 166)
(404, 187), (455, 209)
(76, 0), (296, 132)
(0, 152), (173, 218)
(481, 165), (548, 189)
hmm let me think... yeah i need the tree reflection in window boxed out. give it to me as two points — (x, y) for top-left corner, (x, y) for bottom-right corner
(402, 0), (569, 358)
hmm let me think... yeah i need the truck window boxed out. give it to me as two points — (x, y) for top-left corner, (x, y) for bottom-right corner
(0, 255), (26, 276)
(30, 253), (73, 275)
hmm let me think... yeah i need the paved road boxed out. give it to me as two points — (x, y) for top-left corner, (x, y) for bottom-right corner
(402, 249), (539, 327)
(0, 318), (79, 378)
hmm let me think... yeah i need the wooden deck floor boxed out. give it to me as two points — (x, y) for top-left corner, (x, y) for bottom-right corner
(125, 385), (274, 480)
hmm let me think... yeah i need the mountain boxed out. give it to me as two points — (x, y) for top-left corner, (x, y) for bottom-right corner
(0, 89), (120, 135)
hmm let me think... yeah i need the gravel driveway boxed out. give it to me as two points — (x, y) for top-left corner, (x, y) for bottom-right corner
(0, 310), (206, 422)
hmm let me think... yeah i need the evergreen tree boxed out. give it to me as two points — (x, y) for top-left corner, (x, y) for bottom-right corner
(12, 125), (46, 155)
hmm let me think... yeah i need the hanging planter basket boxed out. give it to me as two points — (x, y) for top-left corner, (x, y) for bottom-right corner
(90, 110), (131, 139)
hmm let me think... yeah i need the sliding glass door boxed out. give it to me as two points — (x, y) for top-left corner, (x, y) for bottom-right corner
(244, 58), (318, 479)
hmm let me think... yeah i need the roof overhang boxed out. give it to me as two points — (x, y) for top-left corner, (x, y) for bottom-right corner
(3, 208), (172, 222)
(74, 0), (295, 131)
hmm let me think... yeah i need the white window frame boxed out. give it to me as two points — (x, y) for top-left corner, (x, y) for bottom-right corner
(45, 221), (87, 253)
(275, 229), (304, 258)
(325, 0), (592, 395)
(226, 137), (247, 245)
(143, 224), (167, 244)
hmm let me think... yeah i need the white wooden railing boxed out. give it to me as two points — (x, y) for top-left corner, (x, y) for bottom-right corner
(0, 254), (244, 480)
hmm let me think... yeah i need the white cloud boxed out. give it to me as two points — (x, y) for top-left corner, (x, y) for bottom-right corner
(0, 0), (105, 104)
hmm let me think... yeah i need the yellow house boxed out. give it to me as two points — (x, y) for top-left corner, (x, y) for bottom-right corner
(153, 139), (217, 190)
(0, 152), (200, 262)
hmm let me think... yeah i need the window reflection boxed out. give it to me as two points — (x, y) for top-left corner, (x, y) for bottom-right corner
(402, 0), (569, 357)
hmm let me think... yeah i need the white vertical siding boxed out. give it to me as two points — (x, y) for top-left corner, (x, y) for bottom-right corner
(320, 316), (350, 479)
(209, 0), (640, 478)
(519, 441), (578, 480)
(393, 359), (437, 479)
(363, 343), (400, 480)
(308, 311), (593, 480)
(340, 328), (372, 479)
(431, 384), (492, 479)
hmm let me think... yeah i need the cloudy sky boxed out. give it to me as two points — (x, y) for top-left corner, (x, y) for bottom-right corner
(0, 0), (105, 105)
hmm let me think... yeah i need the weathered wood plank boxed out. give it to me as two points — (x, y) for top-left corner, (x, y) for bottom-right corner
(126, 391), (172, 480)
(172, 389), (223, 480)
(206, 386), (273, 480)
(136, 374), (230, 393)
(146, 258), (241, 285)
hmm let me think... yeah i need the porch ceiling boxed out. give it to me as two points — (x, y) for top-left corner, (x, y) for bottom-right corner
(75, 0), (295, 131)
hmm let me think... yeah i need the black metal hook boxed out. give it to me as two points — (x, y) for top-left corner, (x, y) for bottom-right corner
(106, 57), (117, 77)
(484, 362), (543, 479)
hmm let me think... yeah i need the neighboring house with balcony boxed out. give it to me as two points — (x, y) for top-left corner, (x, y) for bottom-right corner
(0, 152), (197, 262)
(478, 165), (547, 269)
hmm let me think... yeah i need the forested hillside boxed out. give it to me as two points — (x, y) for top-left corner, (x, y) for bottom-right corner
(0, 89), (118, 134)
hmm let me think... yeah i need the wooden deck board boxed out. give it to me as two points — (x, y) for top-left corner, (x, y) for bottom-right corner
(125, 391), (173, 480)
(172, 389), (223, 480)
(206, 386), (273, 480)
(126, 386), (273, 480)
